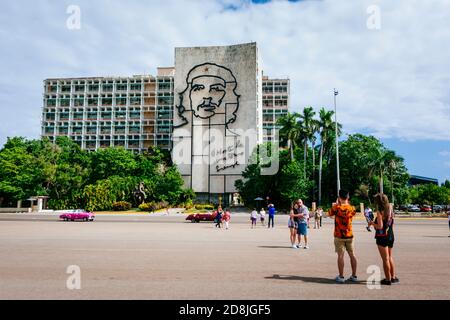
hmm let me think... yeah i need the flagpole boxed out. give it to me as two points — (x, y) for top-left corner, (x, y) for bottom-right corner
(334, 89), (341, 195)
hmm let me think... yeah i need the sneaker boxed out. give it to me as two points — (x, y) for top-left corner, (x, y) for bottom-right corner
(380, 279), (392, 285)
(366, 227), (371, 232)
(291, 245), (297, 249)
(347, 275), (358, 282)
(304, 245), (309, 249)
(391, 277), (400, 284)
(335, 276), (345, 284)
(297, 244), (302, 248)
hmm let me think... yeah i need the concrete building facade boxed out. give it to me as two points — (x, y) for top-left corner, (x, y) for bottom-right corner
(42, 72), (289, 152)
(42, 67), (175, 152)
(172, 43), (262, 200)
(262, 75), (289, 142)
(41, 43), (290, 203)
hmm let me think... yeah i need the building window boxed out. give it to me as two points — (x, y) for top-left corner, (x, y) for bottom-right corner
(116, 84), (128, 91)
(130, 84), (142, 91)
(102, 84), (113, 92)
(88, 84), (99, 92)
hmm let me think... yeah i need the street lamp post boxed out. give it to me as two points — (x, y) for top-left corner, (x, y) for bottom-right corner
(334, 89), (341, 195)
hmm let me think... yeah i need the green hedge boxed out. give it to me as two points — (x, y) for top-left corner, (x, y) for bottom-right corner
(112, 201), (132, 211)
(139, 201), (169, 212)
(194, 204), (214, 210)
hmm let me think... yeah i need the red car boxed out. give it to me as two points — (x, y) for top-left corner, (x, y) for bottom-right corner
(420, 205), (432, 212)
(186, 212), (218, 223)
(60, 210), (95, 222)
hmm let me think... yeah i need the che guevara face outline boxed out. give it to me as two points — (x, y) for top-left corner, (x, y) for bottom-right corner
(174, 62), (240, 129)
(189, 75), (226, 119)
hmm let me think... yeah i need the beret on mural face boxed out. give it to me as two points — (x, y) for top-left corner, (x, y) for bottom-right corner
(186, 63), (237, 85)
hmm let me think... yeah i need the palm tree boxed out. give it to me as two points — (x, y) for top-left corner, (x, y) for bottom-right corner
(355, 183), (372, 206)
(277, 112), (300, 161)
(298, 107), (316, 180)
(310, 121), (320, 202)
(317, 108), (335, 205)
(367, 149), (398, 195)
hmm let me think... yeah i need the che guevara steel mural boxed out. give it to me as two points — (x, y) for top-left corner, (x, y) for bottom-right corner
(174, 62), (244, 173)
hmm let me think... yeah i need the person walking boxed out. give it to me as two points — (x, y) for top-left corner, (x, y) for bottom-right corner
(328, 190), (358, 284)
(259, 208), (266, 226)
(267, 204), (275, 228)
(250, 208), (258, 228)
(294, 199), (309, 249)
(223, 208), (231, 230)
(448, 210), (450, 237)
(368, 193), (399, 285)
(288, 203), (299, 248)
(317, 207), (324, 227)
(215, 206), (223, 228)
(364, 207), (374, 232)
(314, 208), (322, 229)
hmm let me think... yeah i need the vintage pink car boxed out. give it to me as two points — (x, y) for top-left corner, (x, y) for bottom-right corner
(60, 210), (95, 222)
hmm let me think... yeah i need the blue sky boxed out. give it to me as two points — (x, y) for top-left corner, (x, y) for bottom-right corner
(0, 0), (449, 183)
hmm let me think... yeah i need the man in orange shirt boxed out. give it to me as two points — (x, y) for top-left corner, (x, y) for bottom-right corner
(328, 189), (358, 284)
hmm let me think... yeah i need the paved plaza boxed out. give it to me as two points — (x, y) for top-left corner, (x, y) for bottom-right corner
(0, 213), (449, 300)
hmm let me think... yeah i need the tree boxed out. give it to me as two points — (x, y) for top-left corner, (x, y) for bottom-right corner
(277, 112), (300, 161)
(0, 137), (193, 210)
(279, 161), (311, 203)
(317, 108), (337, 205)
(443, 180), (450, 189)
(0, 137), (38, 205)
(297, 106), (316, 180)
(89, 147), (137, 182)
(409, 184), (449, 208)
(327, 134), (408, 204)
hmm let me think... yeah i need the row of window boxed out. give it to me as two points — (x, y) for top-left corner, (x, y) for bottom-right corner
(46, 78), (171, 86)
(263, 100), (288, 107)
(45, 97), (173, 107)
(263, 109), (288, 114)
(46, 81), (173, 93)
(262, 87), (288, 93)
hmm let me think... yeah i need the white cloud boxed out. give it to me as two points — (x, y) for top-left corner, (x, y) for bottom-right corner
(439, 150), (450, 157)
(1, 0), (450, 145)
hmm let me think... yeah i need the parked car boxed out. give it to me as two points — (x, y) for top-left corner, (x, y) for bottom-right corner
(60, 209), (95, 222)
(186, 211), (218, 223)
(420, 205), (432, 212)
(432, 205), (442, 213)
(408, 205), (421, 212)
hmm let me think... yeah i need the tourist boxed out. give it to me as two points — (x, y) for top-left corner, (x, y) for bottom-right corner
(267, 204), (276, 228)
(317, 207), (324, 227)
(364, 207), (374, 232)
(368, 193), (399, 285)
(251, 208), (258, 228)
(215, 206), (223, 228)
(328, 190), (358, 284)
(294, 199), (309, 249)
(448, 209), (450, 237)
(314, 207), (323, 229)
(288, 203), (299, 248)
(259, 207), (266, 226)
(223, 208), (231, 230)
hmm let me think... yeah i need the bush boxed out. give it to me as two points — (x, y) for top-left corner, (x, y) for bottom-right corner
(139, 201), (169, 212)
(194, 204), (215, 210)
(112, 201), (132, 211)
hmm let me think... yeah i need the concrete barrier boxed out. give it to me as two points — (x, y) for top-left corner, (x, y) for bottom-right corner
(0, 208), (30, 213)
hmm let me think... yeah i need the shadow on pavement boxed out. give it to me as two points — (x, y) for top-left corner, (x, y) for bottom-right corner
(422, 236), (449, 238)
(265, 274), (367, 285)
(258, 246), (292, 249)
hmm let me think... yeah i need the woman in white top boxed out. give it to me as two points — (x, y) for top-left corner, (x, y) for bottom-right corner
(250, 209), (258, 228)
(259, 208), (266, 226)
